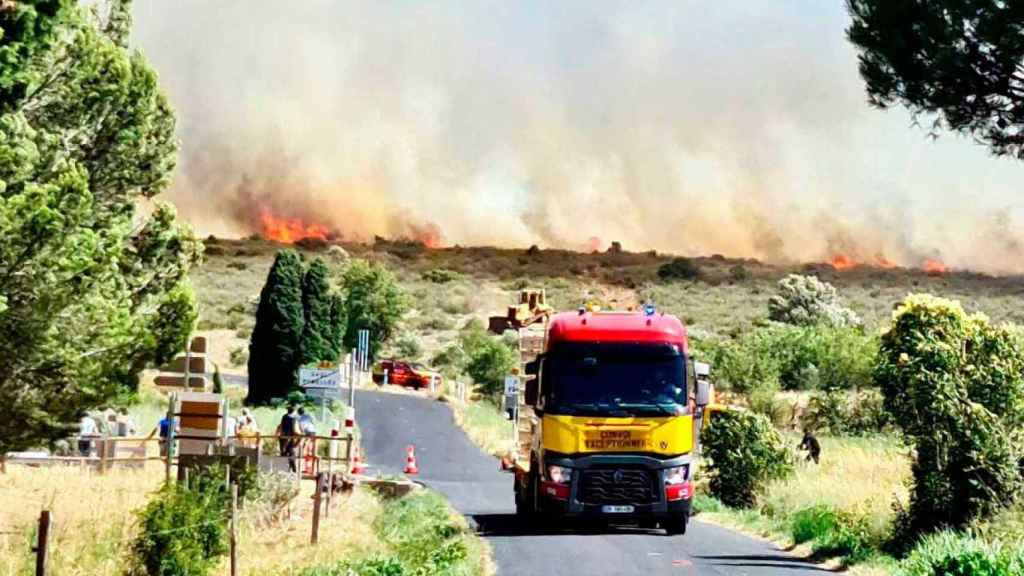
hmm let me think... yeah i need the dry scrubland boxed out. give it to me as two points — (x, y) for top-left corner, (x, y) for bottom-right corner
(194, 238), (1024, 368)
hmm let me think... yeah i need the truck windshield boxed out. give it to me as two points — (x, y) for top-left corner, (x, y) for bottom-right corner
(543, 342), (686, 417)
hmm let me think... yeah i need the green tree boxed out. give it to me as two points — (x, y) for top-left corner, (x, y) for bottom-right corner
(876, 294), (1024, 539)
(0, 0), (67, 111)
(0, 0), (200, 455)
(299, 258), (335, 365)
(847, 0), (1024, 159)
(247, 250), (305, 405)
(340, 260), (407, 362)
(465, 336), (517, 398)
(326, 293), (346, 360)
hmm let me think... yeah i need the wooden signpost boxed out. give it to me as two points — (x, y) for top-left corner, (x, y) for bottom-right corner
(155, 336), (209, 391)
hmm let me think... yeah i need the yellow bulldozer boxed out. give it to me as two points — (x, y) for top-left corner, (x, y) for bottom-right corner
(488, 289), (553, 334)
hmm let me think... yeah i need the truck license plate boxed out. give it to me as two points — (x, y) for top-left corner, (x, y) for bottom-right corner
(601, 505), (635, 513)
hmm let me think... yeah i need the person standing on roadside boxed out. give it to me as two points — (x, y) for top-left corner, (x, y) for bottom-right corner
(276, 405), (299, 472)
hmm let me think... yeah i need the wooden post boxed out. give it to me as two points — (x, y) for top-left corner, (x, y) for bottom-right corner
(225, 465), (231, 494)
(34, 510), (50, 576)
(230, 483), (239, 576)
(182, 467), (189, 490)
(98, 438), (108, 475)
(311, 473), (323, 545)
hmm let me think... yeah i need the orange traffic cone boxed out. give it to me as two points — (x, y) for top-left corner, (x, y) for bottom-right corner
(404, 444), (419, 475)
(350, 446), (365, 475)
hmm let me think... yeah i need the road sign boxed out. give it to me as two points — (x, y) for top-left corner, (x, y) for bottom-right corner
(306, 387), (343, 401)
(300, 366), (341, 389)
(504, 375), (520, 395)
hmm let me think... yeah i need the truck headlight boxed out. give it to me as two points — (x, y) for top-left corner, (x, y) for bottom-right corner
(546, 464), (572, 484)
(664, 464), (689, 485)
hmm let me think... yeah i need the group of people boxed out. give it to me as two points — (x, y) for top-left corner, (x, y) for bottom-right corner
(76, 409), (139, 456)
(276, 405), (319, 472)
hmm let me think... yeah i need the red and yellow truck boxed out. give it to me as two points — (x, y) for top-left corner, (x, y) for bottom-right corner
(513, 307), (710, 535)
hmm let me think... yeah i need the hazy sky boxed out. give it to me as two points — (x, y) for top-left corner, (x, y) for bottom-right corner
(133, 1), (1024, 272)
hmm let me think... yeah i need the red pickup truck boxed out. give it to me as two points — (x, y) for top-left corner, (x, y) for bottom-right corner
(372, 359), (438, 390)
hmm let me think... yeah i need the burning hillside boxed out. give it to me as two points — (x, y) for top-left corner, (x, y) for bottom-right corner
(829, 254), (948, 274)
(259, 210), (331, 244)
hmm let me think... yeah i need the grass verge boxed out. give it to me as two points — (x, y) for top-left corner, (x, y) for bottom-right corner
(694, 433), (910, 575)
(449, 400), (515, 458)
(298, 489), (493, 576)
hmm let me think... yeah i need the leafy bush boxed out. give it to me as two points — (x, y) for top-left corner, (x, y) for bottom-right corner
(792, 505), (840, 544)
(768, 274), (860, 327)
(896, 531), (1024, 576)
(802, 389), (890, 436)
(876, 294), (1024, 537)
(422, 269), (462, 284)
(395, 335), (423, 361)
(657, 257), (701, 281)
(130, 484), (228, 576)
(305, 490), (478, 576)
(702, 323), (876, 394)
(702, 410), (794, 508)
(728, 264), (750, 282)
(790, 506), (877, 563)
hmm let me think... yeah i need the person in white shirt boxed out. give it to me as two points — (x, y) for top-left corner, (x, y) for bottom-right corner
(78, 415), (98, 456)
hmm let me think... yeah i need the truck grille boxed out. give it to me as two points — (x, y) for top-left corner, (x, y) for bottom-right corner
(578, 468), (657, 505)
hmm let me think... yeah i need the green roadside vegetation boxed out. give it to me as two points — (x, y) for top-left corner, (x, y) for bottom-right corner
(299, 490), (492, 576)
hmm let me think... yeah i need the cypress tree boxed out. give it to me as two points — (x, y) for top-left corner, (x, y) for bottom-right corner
(327, 293), (347, 361)
(299, 258), (334, 365)
(247, 250), (305, 405)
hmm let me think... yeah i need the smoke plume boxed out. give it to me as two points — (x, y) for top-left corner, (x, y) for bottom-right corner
(132, 1), (1024, 273)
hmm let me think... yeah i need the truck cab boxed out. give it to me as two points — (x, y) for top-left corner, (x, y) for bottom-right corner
(514, 308), (707, 535)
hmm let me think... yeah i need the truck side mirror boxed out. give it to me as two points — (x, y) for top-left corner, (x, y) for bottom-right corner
(694, 361), (710, 379)
(525, 378), (538, 406)
(525, 357), (540, 376)
(696, 379), (711, 407)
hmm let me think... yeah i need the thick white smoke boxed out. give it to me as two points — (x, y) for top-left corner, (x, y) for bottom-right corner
(133, 1), (1024, 272)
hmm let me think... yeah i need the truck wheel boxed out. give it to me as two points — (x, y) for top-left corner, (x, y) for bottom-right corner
(664, 516), (687, 536)
(516, 470), (538, 518)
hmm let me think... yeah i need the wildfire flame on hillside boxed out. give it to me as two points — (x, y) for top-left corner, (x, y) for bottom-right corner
(830, 254), (947, 273)
(831, 254), (857, 270)
(259, 210), (330, 244)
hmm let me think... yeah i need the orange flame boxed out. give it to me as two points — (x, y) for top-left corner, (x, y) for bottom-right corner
(831, 254), (857, 270)
(922, 259), (948, 274)
(259, 210), (330, 244)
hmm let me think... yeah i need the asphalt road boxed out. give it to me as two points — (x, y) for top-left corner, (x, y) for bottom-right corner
(353, 387), (832, 576)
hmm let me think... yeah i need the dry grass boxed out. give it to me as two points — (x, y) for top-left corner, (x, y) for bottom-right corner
(761, 434), (911, 540)
(696, 434), (910, 575)
(0, 465), (398, 576)
(231, 481), (384, 576)
(449, 400), (516, 458)
(0, 463), (163, 576)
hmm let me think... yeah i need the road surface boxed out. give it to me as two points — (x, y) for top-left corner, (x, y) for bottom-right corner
(353, 387), (832, 576)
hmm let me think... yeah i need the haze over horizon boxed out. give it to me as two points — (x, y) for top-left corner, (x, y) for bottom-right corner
(133, 1), (1024, 273)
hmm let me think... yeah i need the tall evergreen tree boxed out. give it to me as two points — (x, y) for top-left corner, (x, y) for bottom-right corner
(246, 250), (305, 405)
(327, 293), (347, 361)
(299, 258), (334, 365)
